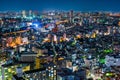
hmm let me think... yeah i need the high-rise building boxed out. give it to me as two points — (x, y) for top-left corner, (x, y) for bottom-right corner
(22, 10), (26, 18)
(69, 10), (74, 23)
(29, 10), (32, 17)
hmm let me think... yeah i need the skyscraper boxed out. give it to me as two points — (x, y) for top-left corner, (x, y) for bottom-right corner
(22, 10), (26, 18)
(69, 10), (74, 23)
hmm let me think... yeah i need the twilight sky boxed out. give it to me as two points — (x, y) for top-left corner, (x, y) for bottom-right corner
(0, 0), (120, 12)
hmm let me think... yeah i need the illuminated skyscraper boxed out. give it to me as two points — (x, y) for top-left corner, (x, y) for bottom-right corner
(22, 10), (26, 18)
(69, 10), (74, 23)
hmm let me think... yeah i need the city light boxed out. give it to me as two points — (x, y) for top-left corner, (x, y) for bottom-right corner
(0, 5), (120, 80)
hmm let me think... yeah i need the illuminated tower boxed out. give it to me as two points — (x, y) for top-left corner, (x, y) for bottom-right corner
(69, 10), (74, 23)
(53, 35), (57, 43)
(22, 10), (26, 18)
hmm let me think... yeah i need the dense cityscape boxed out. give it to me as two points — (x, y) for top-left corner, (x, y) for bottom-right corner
(0, 10), (120, 80)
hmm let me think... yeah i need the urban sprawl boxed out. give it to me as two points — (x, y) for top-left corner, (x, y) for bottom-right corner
(0, 10), (120, 80)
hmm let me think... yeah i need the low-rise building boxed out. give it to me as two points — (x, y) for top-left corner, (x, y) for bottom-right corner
(105, 54), (120, 67)
(20, 51), (37, 62)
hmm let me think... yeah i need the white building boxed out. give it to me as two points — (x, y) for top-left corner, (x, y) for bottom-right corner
(20, 53), (37, 62)
(105, 55), (120, 67)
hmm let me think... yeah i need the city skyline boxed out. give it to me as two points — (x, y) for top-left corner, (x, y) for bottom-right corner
(0, 0), (120, 12)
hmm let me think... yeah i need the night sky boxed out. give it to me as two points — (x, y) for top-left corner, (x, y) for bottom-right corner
(0, 0), (120, 12)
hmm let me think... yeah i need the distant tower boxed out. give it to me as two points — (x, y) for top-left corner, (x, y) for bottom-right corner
(53, 35), (57, 43)
(22, 10), (26, 18)
(29, 10), (32, 17)
(69, 10), (74, 23)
